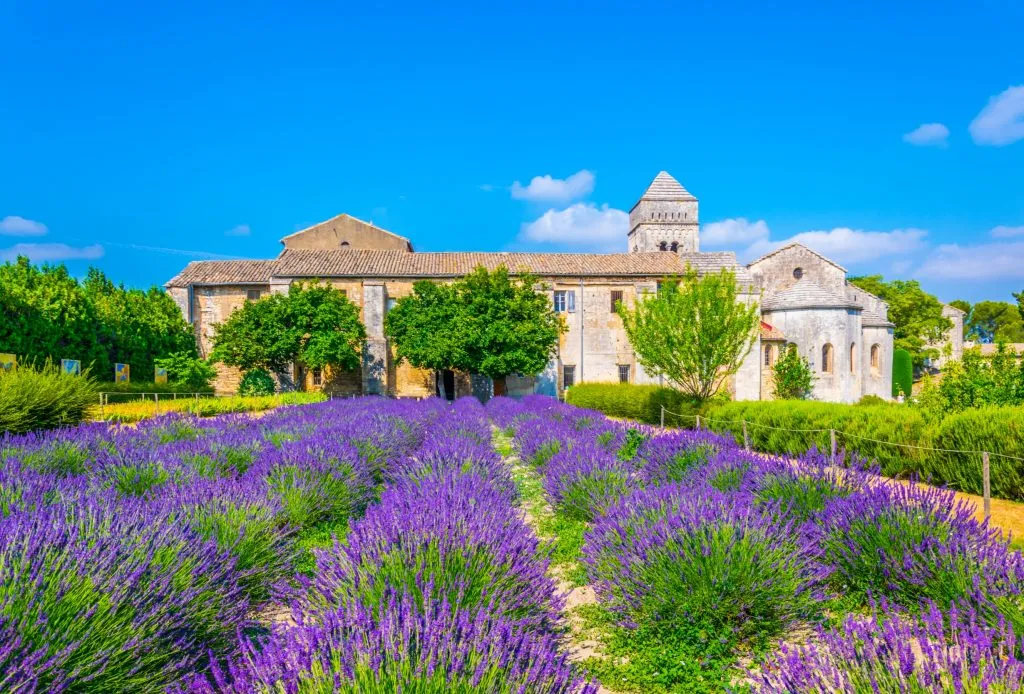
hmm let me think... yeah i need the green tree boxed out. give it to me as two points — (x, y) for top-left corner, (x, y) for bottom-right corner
(154, 351), (217, 391)
(892, 348), (913, 398)
(1015, 291), (1024, 321)
(385, 266), (563, 398)
(211, 283), (365, 384)
(849, 275), (952, 367)
(965, 300), (1024, 343)
(618, 267), (759, 402)
(772, 345), (814, 399)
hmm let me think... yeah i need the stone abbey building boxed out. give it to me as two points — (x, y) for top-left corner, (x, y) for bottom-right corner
(166, 172), (895, 402)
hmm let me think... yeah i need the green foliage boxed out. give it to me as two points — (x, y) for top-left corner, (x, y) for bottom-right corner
(385, 266), (564, 394)
(857, 394), (888, 406)
(961, 300), (1024, 343)
(98, 380), (214, 397)
(617, 428), (648, 462)
(1015, 291), (1024, 321)
(564, 382), (707, 426)
(849, 275), (952, 367)
(0, 359), (99, 434)
(239, 368), (276, 396)
(935, 348), (1024, 411)
(212, 282), (365, 376)
(772, 344), (814, 399)
(96, 392), (325, 423)
(0, 258), (194, 378)
(154, 351), (217, 390)
(618, 268), (759, 401)
(574, 604), (742, 693)
(892, 348), (913, 397)
(699, 400), (1024, 501)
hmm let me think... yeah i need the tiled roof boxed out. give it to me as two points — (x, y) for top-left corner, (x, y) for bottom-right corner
(273, 249), (755, 283)
(166, 250), (756, 287)
(861, 306), (895, 327)
(165, 260), (276, 288)
(636, 171), (696, 202)
(761, 278), (860, 311)
(760, 321), (786, 340)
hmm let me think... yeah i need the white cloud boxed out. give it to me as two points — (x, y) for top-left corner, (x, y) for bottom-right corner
(701, 218), (770, 247)
(969, 85), (1024, 146)
(0, 215), (48, 236)
(0, 243), (104, 262)
(743, 227), (929, 265)
(991, 224), (1024, 238)
(917, 241), (1024, 280)
(511, 170), (595, 203)
(519, 203), (628, 252)
(902, 123), (949, 147)
(225, 224), (251, 237)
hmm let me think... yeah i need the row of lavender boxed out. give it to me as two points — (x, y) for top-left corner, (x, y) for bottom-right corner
(0, 397), (593, 692)
(492, 395), (1024, 691)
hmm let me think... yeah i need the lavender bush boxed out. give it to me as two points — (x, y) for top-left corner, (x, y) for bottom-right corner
(543, 440), (636, 521)
(752, 601), (1024, 692)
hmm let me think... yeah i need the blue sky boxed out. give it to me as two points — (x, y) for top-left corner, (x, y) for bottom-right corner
(1, 0), (1022, 303)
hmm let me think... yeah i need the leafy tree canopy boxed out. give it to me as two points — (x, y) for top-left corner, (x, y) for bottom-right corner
(1015, 291), (1024, 321)
(772, 345), (814, 399)
(0, 257), (194, 379)
(384, 266), (563, 396)
(954, 300), (1024, 344)
(618, 267), (759, 402)
(211, 283), (365, 375)
(848, 275), (951, 367)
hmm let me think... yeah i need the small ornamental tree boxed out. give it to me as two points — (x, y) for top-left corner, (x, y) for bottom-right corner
(384, 281), (467, 400)
(154, 351), (217, 391)
(211, 283), (365, 387)
(618, 267), (759, 402)
(892, 348), (913, 398)
(385, 266), (563, 398)
(772, 345), (814, 399)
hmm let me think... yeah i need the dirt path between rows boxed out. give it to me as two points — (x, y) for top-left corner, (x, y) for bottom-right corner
(495, 431), (618, 694)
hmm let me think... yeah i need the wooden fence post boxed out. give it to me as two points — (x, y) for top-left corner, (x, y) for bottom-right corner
(743, 420), (750, 451)
(99, 393), (104, 418)
(983, 452), (991, 520)
(830, 429), (837, 467)
(660, 405), (665, 429)
(695, 415), (701, 430)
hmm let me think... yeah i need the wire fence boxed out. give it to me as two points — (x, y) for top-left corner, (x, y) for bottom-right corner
(658, 405), (1017, 518)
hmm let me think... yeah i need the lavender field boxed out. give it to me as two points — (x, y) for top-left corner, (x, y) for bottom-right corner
(3, 395), (1024, 692)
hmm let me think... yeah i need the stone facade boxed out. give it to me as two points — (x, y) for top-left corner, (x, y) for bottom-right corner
(931, 304), (966, 368)
(166, 172), (894, 403)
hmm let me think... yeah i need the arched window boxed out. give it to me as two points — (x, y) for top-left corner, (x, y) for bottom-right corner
(764, 344), (773, 366)
(850, 343), (856, 373)
(870, 344), (880, 374)
(670, 241), (679, 252)
(821, 344), (834, 373)
(340, 241), (350, 247)
(659, 241), (668, 251)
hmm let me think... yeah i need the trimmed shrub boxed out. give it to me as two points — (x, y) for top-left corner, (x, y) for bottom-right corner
(565, 382), (704, 426)
(0, 360), (99, 434)
(239, 368), (275, 396)
(892, 348), (912, 398)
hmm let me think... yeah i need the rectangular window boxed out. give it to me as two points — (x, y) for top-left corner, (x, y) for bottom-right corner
(312, 368), (322, 386)
(563, 365), (575, 389)
(617, 364), (630, 383)
(610, 290), (623, 313)
(386, 297), (397, 312)
(555, 290), (576, 313)
(246, 289), (262, 301)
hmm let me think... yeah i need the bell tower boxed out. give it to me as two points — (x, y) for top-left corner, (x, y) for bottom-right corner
(627, 171), (699, 253)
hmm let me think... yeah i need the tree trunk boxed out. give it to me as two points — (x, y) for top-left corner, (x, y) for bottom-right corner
(493, 375), (507, 397)
(436, 370), (448, 401)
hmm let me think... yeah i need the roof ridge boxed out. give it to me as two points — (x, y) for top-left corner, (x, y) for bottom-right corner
(746, 242), (848, 273)
(278, 213), (412, 245)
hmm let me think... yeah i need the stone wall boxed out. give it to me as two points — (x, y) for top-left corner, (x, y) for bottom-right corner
(748, 246), (846, 294)
(281, 215), (411, 252)
(861, 325), (894, 399)
(628, 199), (699, 252)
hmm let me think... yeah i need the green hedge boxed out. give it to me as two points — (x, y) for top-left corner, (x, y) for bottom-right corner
(1, 361), (99, 434)
(892, 348), (912, 398)
(565, 382), (1024, 501)
(565, 382), (704, 426)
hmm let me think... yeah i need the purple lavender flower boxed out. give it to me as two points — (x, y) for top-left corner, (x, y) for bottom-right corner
(543, 439), (636, 521)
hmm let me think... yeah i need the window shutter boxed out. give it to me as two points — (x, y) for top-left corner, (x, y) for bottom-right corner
(568, 291), (576, 312)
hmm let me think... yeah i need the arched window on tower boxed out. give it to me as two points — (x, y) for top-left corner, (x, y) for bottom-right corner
(670, 241), (678, 252)
(659, 241), (668, 251)
(764, 344), (773, 367)
(850, 343), (856, 373)
(821, 344), (834, 374)
(870, 344), (880, 375)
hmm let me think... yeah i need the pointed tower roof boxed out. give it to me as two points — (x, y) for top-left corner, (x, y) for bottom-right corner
(639, 171), (697, 202)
